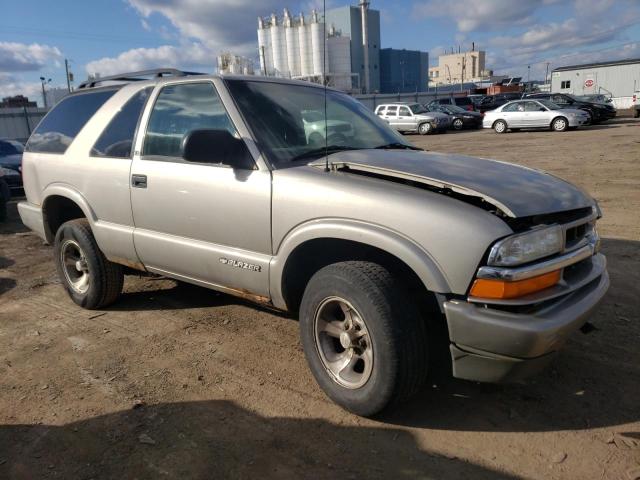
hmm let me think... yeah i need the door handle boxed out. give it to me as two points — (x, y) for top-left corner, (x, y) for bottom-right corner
(132, 174), (147, 188)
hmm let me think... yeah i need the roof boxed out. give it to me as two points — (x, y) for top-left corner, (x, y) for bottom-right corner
(552, 58), (640, 72)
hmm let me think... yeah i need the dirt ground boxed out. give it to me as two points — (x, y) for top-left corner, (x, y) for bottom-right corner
(0, 113), (639, 480)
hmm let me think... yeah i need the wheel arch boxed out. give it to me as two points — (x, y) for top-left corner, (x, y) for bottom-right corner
(270, 219), (450, 312)
(41, 184), (97, 243)
(551, 115), (568, 129)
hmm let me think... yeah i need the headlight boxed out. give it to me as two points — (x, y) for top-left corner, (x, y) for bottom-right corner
(488, 225), (563, 266)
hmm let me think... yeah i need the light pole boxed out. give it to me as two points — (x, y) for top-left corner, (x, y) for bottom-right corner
(527, 65), (531, 91)
(39, 76), (51, 108)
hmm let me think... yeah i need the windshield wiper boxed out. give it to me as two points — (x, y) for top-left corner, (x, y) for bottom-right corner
(290, 145), (363, 162)
(374, 142), (423, 151)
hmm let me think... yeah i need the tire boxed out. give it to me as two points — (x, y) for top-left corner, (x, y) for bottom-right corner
(552, 116), (568, 132)
(493, 120), (507, 133)
(54, 219), (124, 309)
(299, 261), (428, 417)
(418, 122), (432, 135)
(452, 118), (464, 130)
(634, 109), (640, 119)
(0, 179), (8, 222)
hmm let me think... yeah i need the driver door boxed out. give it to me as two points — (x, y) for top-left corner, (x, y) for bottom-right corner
(130, 80), (272, 298)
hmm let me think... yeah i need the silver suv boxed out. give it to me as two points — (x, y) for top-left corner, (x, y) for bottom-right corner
(375, 103), (450, 134)
(19, 69), (609, 416)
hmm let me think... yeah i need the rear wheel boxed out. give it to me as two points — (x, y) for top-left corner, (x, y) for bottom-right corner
(493, 120), (507, 133)
(299, 261), (429, 417)
(552, 116), (568, 132)
(418, 122), (432, 135)
(54, 219), (124, 309)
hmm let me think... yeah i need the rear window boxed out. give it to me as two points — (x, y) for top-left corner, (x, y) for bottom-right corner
(26, 89), (116, 154)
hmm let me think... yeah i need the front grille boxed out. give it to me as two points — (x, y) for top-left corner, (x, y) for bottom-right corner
(562, 215), (595, 253)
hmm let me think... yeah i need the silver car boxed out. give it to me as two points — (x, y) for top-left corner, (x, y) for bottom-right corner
(483, 99), (590, 133)
(18, 70), (608, 417)
(375, 103), (450, 134)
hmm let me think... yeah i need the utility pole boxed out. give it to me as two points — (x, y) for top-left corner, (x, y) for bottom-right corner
(359, 0), (370, 94)
(65, 59), (71, 92)
(527, 65), (531, 89)
(545, 62), (550, 85)
(39, 76), (50, 109)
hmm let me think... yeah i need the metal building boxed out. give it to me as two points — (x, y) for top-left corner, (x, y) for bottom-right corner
(551, 58), (640, 109)
(257, 3), (381, 93)
(379, 48), (429, 94)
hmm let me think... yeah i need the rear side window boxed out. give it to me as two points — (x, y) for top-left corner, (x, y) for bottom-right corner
(454, 97), (472, 106)
(91, 87), (152, 158)
(26, 89), (116, 154)
(143, 82), (236, 158)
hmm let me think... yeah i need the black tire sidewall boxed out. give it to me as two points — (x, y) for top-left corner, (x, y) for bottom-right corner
(54, 221), (106, 309)
(300, 265), (406, 416)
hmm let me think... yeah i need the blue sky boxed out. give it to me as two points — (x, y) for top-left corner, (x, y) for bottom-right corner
(1, 0), (639, 104)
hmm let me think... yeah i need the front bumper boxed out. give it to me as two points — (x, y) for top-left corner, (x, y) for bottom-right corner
(444, 254), (609, 383)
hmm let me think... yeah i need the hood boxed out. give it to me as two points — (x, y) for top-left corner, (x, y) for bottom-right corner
(417, 112), (449, 120)
(310, 149), (594, 218)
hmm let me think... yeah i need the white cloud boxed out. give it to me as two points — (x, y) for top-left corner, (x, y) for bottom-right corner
(0, 42), (63, 73)
(0, 73), (48, 104)
(85, 43), (214, 76)
(126, 0), (290, 56)
(411, 0), (553, 32)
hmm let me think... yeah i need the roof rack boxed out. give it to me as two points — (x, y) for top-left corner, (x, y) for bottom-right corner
(77, 68), (205, 89)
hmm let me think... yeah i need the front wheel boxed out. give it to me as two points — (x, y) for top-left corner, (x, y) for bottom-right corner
(552, 117), (568, 132)
(418, 122), (432, 135)
(452, 118), (464, 130)
(299, 261), (428, 417)
(493, 120), (507, 133)
(54, 219), (124, 309)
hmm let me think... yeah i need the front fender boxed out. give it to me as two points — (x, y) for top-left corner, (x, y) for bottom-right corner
(269, 218), (451, 310)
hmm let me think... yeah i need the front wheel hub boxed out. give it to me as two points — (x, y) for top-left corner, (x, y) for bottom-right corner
(314, 297), (374, 389)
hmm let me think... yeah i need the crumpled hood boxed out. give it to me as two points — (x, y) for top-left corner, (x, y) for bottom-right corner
(311, 149), (594, 218)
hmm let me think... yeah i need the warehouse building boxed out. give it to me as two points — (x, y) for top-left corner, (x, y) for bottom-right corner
(380, 48), (429, 93)
(257, 1), (380, 93)
(429, 48), (486, 85)
(551, 58), (640, 109)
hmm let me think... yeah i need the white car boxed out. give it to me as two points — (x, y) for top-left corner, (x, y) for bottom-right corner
(375, 103), (451, 135)
(483, 99), (590, 133)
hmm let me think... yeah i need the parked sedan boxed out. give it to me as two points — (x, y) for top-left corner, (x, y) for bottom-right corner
(483, 99), (590, 133)
(524, 93), (616, 123)
(0, 139), (23, 191)
(425, 104), (483, 130)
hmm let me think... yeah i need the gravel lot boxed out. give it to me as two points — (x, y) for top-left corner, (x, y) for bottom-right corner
(1, 112), (638, 479)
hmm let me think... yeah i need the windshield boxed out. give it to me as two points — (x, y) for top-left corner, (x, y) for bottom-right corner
(408, 104), (427, 114)
(537, 99), (561, 110)
(226, 80), (410, 167)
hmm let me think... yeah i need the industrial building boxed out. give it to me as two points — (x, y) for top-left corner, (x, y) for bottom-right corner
(217, 53), (255, 76)
(551, 58), (640, 108)
(257, 1), (380, 93)
(429, 48), (487, 86)
(379, 48), (429, 93)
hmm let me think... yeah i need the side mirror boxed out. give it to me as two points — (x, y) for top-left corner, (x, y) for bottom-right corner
(182, 129), (255, 170)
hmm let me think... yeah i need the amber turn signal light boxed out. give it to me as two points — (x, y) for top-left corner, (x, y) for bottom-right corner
(469, 270), (561, 299)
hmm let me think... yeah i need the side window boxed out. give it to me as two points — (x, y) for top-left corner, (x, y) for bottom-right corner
(502, 103), (520, 112)
(143, 82), (236, 159)
(399, 107), (411, 117)
(525, 101), (543, 112)
(91, 87), (152, 158)
(375, 106), (386, 116)
(26, 89), (116, 154)
(552, 94), (567, 104)
(386, 106), (398, 116)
